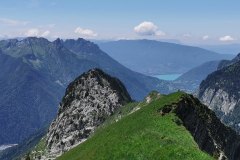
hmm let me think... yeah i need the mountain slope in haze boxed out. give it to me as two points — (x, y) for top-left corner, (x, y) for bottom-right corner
(98, 40), (233, 75)
(0, 37), (96, 145)
(201, 44), (240, 55)
(0, 37), (98, 86)
(217, 53), (240, 70)
(173, 60), (220, 92)
(0, 37), (172, 147)
(198, 53), (240, 132)
(0, 52), (63, 145)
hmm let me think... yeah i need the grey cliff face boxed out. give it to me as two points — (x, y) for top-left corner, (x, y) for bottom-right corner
(200, 88), (238, 115)
(198, 55), (240, 132)
(46, 68), (132, 156)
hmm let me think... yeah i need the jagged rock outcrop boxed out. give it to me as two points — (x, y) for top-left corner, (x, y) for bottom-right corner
(46, 68), (132, 156)
(198, 54), (240, 132)
(160, 94), (240, 160)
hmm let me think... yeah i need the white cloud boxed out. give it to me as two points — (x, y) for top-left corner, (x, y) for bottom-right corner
(25, 28), (39, 37)
(25, 28), (51, 37)
(219, 35), (235, 41)
(41, 30), (50, 37)
(155, 31), (166, 36)
(134, 21), (165, 36)
(202, 35), (209, 40)
(74, 27), (98, 37)
(0, 18), (29, 26)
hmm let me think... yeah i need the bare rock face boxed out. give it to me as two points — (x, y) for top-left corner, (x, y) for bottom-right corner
(46, 68), (132, 156)
(198, 56), (240, 132)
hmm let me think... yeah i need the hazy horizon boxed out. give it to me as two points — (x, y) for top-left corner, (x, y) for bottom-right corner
(1, 0), (240, 45)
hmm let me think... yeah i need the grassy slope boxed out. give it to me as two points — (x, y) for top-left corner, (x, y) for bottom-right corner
(58, 92), (213, 160)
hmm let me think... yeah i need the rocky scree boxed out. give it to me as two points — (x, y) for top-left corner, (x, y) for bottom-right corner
(46, 68), (132, 157)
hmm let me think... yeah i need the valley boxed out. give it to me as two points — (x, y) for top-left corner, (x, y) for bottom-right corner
(14, 69), (240, 160)
(1, 1), (240, 159)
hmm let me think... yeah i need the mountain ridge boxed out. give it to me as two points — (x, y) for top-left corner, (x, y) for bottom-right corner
(6, 69), (240, 160)
(198, 54), (240, 132)
(57, 90), (240, 160)
(0, 37), (173, 147)
(98, 39), (233, 75)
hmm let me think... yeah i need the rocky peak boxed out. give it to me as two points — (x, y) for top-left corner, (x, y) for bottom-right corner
(20, 37), (50, 49)
(0, 37), (51, 58)
(46, 68), (132, 157)
(24, 37), (48, 42)
(52, 38), (64, 50)
(63, 38), (101, 54)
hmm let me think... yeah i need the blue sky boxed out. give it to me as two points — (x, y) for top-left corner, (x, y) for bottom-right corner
(0, 0), (240, 44)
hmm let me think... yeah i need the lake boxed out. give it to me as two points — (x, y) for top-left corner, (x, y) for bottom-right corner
(153, 74), (182, 81)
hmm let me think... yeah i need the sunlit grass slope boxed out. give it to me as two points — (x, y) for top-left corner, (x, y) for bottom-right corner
(58, 92), (212, 160)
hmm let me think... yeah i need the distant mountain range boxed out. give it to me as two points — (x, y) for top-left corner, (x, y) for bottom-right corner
(1, 41), (240, 159)
(200, 44), (240, 55)
(0, 37), (172, 146)
(0, 51), (63, 145)
(98, 39), (233, 75)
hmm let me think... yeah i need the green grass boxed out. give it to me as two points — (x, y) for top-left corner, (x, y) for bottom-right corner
(58, 92), (213, 160)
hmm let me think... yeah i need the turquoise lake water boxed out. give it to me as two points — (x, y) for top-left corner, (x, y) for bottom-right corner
(153, 74), (182, 81)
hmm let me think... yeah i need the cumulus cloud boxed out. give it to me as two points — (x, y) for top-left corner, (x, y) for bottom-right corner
(202, 35), (209, 40)
(25, 28), (39, 37)
(134, 21), (165, 36)
(41, 30), (50, 37)
(219, 35), (235, 41)
(0, 18), (29, 26)
(25, 28), (51, 37)
(74, 27), (98, 37)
